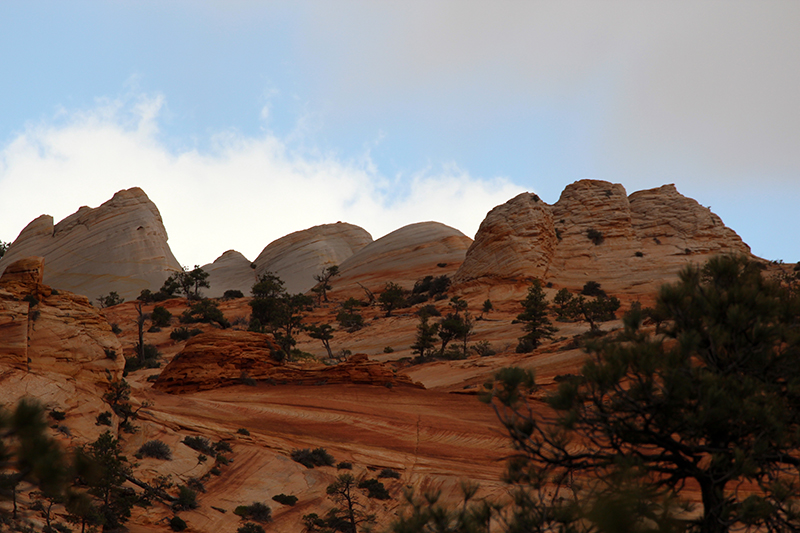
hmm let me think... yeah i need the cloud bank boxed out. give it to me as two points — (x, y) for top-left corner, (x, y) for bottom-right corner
(0, 94), (525, 267)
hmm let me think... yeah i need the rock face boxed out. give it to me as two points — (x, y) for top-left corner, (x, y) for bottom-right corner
(154, 330), (421, 394)
(0, 188), (182, 302)
(201, 250), (257, 299)
(252, 222), (372, 294)
(334, 222), (473, 297)
(0, 257), (124, 384)
(455, 180), (751, 291)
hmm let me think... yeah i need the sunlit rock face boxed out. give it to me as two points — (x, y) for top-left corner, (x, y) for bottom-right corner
(334, 221), (473, 297)
(201, 250), (256, 299)
(252, 222), (373, 295)
(0, 256), (124, 384)
(455, 180), (751, 292)
(0, 187), (181, 302)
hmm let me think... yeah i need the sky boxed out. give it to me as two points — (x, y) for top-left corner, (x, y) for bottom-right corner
(1, 1), (798, 267)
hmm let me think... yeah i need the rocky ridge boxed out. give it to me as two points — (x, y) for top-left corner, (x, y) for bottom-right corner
(0, 187), (181, 302)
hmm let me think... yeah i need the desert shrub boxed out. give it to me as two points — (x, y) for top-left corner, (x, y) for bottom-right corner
(183, 436), (216, 455)
(291, 447), (334, 468)
(95, 411), (113, 426)
(174, 486), (198, 510)
(336, 309), (365, 332)
(215, 454), (230, 465)
(151, 305), (172, 327)
(234, 502), (272, 523)
(49, 408), (66, 421)
(138, 440), (172, 460)
(587, 228), (604, 245)
(336, 461), (352, 470)
(215, 440), (233, 453)
(23, 294), (39, 307)
(441, 345), (468, 360)
(125, 344), (161, 372)
(223, 289), (244, 300)
(236, 428), (250, 436)
(406, 292), (429, 306)
(210, 467), (221, 476)
(412, 275), (450, 298)
(187, 477), (206, 493)
(111, 323), (122, 334)
(471, 340), (496, 357)
(104, 348), (118, 360)
(170, 326), (203, 341)
(383, 346), (394, 354)
(169, 516), (187, 531)
(635, 251), (644, 257)
(515, 338), (536, 354)
(416, 304), (441, 317)
(240, 372), (257, 386)
(237, 524), (265, 533)
(580, 281), (606, 297)
(181, 299), (230, 328)
(357, 478), (390, 500)
(272, 493), (298, 506)
(377, 468), (400, 479)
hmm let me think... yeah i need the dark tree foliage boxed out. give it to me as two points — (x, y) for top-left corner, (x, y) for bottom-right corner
(307, 323), (335, 359)
(391, 482), (495, 533)
(96, 292), (125, 308)
(515, 280), (557, 352)
(150, 305), (172, 327)
(484, 255), (800, 533)
(411, 311), (439, 361)
(249, 272), (312, 357)
(306, 474), (375, 533)
(357, 478), (390, 500)
(180, 299), (230, 328)
(552, 286), (620, 331)
(102, 380), (149, 434)
(379, 282), (407, 317)
(312, 265), (340, 304)
(337, 298), (365, 332)
(291, 448), (335, 468)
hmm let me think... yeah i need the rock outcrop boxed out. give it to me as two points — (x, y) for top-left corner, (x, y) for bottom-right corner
(153, 330), (421, 394)
(334, 222), (473, 297)
(252, 222), (372, 294)
(201, 250), (257, 299)
(455, 180), (751, 292)
(0, 188), (182, 302)
(0, 257), (124, 384)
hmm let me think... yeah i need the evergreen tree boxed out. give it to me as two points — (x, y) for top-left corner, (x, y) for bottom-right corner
(515, 280), (557, 352)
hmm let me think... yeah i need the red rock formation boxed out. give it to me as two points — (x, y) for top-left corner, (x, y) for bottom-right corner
(0, 257), (124, 383)
(153, 330), (422, 394)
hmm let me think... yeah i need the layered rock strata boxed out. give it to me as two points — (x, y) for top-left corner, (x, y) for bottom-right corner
(0, 257), (124, 384)
(201, 250), (257, 298)
(153, 330), (421, 394)
(455, 180), (750, 292)
(252, 222), (373, 294)
(0, 188), (181, 302)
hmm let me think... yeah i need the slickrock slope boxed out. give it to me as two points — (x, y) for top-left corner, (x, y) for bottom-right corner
(153, 330), (421, 394)
(201, 250), (257, 298)
(252, 222), (372, 294)
(333, 222), (473, 298)
(0, 257), (124, 384)
(0, 188), (181, 302)
(456, 180), (750, 293)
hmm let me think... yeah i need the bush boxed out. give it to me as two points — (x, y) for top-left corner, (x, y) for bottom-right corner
(169, 516), (187, 531)
(174, 485), (198, 510)
(357, 478), (390, 500)
(587, 228), (604, 245)
(223, 289), (245, 300)
(471, 340), (496, 357)
(111, 323), (122, 334)
(416, 304), (441, 317)
(383, 346), (394, 354)
(126, 344), (161, 372)
(151, 305), (172, 327)
(291, 447), (335, 468)
(183, 436), (216, 455)
(95, 411), (113, 426)
(237, 524), (265, 533)
(138, 440), (172, 460)
(170, 326), (203, 341)
(336, 461), (352, 470)
(240, 372), (257, 386)
(336, 309), (365, 332)
(104, 348), (118, 360)
(215, 440), (232, 453)
(49, 408), (66, 421)
(23, 294), (39, 307)
(272, 493), (298, 506)
(234, 502), (272, 523)
(237, 428), (250, 436)
(181, 299), (230, 328)
(377, 468), (401, 479)
(515, 338), (536, 354)
(581, 281), (606, 297)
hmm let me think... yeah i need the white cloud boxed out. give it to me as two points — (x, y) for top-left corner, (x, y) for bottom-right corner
(0, 94), (525, 266)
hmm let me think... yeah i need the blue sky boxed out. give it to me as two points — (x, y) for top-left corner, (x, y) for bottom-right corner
(1, 1), (798, 266)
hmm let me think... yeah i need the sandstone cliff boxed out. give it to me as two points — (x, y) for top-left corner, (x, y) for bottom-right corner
(201, 250), (257, 298)
(0, 257), (124, 384)
(0, 188), (182, 302)
(153, 330), (421, 394)
(252, 222), (373, 294)
(455, 180), (750, 293)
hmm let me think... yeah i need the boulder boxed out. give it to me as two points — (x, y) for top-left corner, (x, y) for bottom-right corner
(154, 330), (421, 394)
(0, 188), (182, 302)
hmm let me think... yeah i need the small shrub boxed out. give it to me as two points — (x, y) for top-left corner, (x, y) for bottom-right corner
(240, 372), (257, 386)
(210, 467), (221, 476)
(357, 478), (390, 500)
(183, 436), (216, 455)
(471, 340), (496, 357)
(151, 305), (172, 327)
(215, 440), (233, 453)
(515, 338), (536, 354)
(223, 289), (244, 300)
(111, 323), (122, 334)
(377, 468), (401, 479)
(236, 428), (250, 436)
(104, 348), (118, 360)
(169, 516), (187, 531)
(235, 502), (272, 523)
(383, 346), (394, 354)
(174, 485), (198, 511)
(95, 411), (113, 426)
(23, 294), (39, 307)
(187, 477), (206, 493)
(336, 461), (352, 470)
(238, 524), (265, 533)
(215, 454), (230, 465)
(272, 493), (298, 506)
(416, 304), (441, 317)
(587, 228), (604, 245)
(635, 251), (644, 257)
(291, 447), (334, 468)
(49, 409), (66, 421)
(581, 281), (606, 298)
(138, 440), (172, 460)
